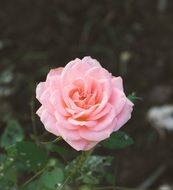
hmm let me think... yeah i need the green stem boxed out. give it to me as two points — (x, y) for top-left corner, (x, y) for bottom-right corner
(21, 166), (46, 189)
(59, 148), (94, 190)
(40, 136), (62, 144)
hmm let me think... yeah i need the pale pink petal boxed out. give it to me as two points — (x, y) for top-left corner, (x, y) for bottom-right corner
(85, 66), (111, 81)
(64, 139), (89, 151)
(78, 116), (116, 141)
(91, 92), (109, 116)
(68, 118), (97, 127)
(50, 90), (70, 117)
(79, 128), (109, 141)
(47, 67), (63, 80)
(63, 85), (84, 112)
(112, 76), (124, 91)
(47, 76), (61, 91)
(82, 56), (101, 68)
(65, 107), (78, 115)
(90, 107), (116, 131)
(99, 79), (112, 99)
(72, 104), (98, 119)
(109, 89), (126, 115)
(115, 98), (134, 131)
(39, 88), (55, 113)
(36, 82), (46, 101)
(36, 106), (44, 117)
(39, 109), (59, 136)
(61, 58), (82, 85)
(84, 76), (93, 94)
(70, 56), (102, 77)
(56, 122), (81, 141)
(54, 112), (79, 130)
(89, 103), (112, 121)
(66, 139), (98, 151)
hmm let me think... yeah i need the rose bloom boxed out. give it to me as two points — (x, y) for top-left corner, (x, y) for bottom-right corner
(36, 56), (133, 151)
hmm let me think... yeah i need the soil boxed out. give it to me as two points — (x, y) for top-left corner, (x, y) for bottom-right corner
(0, 0), (173, 188)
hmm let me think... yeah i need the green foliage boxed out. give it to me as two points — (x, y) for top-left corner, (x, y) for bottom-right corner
(45, 144), (70, 161)
(0, 153), (18, 190)
(40, 167), (64, 189)
(101, 131), (134, 149)
(0, 117), (133, 189)
(69, 155), (114, 185)
(23, 179), (43, 190)
(128, 92), (142, 103)
(16, 142), (48, 171)
(0, 119), (24, 149)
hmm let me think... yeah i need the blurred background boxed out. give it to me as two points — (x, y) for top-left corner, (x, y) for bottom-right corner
(0, 0), (173, 189)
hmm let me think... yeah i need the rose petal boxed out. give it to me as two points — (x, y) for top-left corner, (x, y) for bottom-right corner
(112, 76), (124, 91)
(72, 104), (98, 119)
(36, 82), (46, 101)
(63, 84), (84, 112)
(36, 106), (44, 117)
(109, 89), (126, 115)
(61, 58), (82, 86)
(115, 98), (134, 131)
(90, 106), (116, 131)
(85, 66), (111, 81)
(68, 118), (97, 127)
(82, 56), (101, 68)
(47, 67), (63, 80)
(50, 90), (70, 117)
(65, 139), (98, 151)
(57, 122), (81, 141)
(89, 103), (112, 121)
(91, 92), (109, 116)
(39, 109), (59, 136)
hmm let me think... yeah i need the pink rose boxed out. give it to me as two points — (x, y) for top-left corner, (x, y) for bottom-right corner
(36, 56), (133, 151)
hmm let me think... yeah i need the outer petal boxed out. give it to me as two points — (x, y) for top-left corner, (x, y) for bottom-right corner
(68, 118), (97, 127)
(72, 59), (101, 77)
(65, 139), (88, 151)
(112, 76), (124, 91)
(79, 117), (117, 141)
(39, 88), (55, 113)
(50, 90), (70, 117)
(38, 109), (60, 136)
(61, 58), (82, 86)
(56, 122), (81, 141)
(82, 56), (101, 68)
(109, 88), (126, 115)
(90, 106), (116, 131)
(36, 106), (44, 117)
(54, 111), (80, 130)
(47, 67), (63, 80)
(115, 98), (134, 131)
(36, 82), (46, 101)
(61, 56), (101, 86)
(85, 66), (111, 81)
(65, 139), (98, 151)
